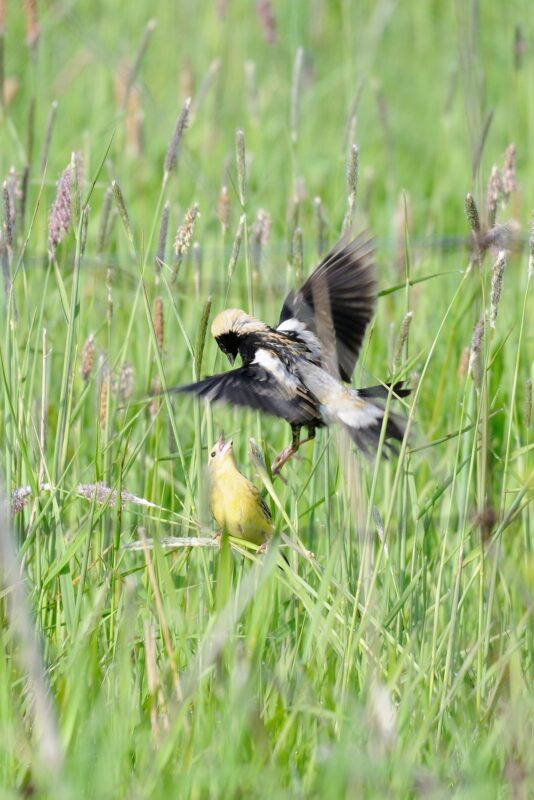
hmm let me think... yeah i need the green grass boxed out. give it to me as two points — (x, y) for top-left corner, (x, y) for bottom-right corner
(1, 1), (533, 797)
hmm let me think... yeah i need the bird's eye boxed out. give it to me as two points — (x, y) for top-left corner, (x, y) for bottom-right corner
(210, 450), (216, 458)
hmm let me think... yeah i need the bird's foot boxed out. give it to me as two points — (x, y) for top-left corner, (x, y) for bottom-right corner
(271, 443), (298, 475)
(257, 542), (268, 554)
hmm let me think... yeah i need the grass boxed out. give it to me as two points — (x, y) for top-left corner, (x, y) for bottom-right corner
(1, 0), (533, 797)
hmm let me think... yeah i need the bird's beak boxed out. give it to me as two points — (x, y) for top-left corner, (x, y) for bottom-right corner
(217, 433), (233, 455)
(227, 353), (235, 366)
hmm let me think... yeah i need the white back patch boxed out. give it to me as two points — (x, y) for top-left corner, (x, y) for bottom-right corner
(253, 349), (298, 394)
(277, 318), (322, 358)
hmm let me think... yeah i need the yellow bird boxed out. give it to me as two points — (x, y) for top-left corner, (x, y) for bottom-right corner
(208, 434), (273, 547)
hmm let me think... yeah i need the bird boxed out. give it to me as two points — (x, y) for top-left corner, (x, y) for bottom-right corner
(177, 235), (409, 473)
(208, 433), (273, 547)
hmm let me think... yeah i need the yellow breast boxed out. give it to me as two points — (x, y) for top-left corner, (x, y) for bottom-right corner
(210, 471), (272, 546)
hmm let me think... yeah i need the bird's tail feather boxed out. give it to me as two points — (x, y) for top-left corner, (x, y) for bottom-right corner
(341, 405), (407, 458)
(358, 381), (411, 400)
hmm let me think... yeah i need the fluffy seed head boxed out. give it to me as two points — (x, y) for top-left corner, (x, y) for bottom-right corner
(174, 203), (199, 259)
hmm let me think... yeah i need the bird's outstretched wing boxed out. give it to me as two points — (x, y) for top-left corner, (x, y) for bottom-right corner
(175, 364), (317, 425)
(278, 235), (377, 382)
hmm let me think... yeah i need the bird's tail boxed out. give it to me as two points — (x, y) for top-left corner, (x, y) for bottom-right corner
(331, 382), (410, 459)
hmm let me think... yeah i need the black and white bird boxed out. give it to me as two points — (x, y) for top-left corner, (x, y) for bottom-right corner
(176, 235), (409, 473)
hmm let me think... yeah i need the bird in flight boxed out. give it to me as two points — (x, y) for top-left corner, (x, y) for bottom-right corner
(177, 235), (409, 473)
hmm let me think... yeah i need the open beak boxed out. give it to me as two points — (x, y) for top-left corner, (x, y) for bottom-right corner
(217, 433), (233, 455)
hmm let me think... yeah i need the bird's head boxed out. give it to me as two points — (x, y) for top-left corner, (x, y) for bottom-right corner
(211, 308), (268, 365)
(208, 433), (235, 471)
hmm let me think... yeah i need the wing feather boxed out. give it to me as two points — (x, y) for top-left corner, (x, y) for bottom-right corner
(278, 234), (377, 382)
(176, 364), (318, 426)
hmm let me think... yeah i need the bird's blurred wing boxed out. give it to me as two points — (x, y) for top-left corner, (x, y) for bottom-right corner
(278, 235), (377, 382)
(176, 364), (317, 425)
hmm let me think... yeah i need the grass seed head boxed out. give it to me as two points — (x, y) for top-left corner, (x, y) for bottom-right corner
(48, 163), (72, 258)
(235, 128), (246, 206)
(313, 196), (326, 257)
(392, 311), (413, 373)
(217, 185), (231, 232)
(528, 211), (534, 279)
(111, 179), (134, 246)
(97, 186), (113, 255)
(98, 375), (109, 430)
(163, 96), (191, 180)
(468, 318), (484, 390)
(155, 201), (170, 275)
(465, 192), (481, 234)
(486, 166), (503, 229)
(24, 0), (39, 52)
(2, 180), (13, 249)
(173, 203), (199, 277)
(80, 334), (95, 382)
(502, 143), (517, 199)
(292, 226), (303, 286)
(489, 249), (506, 329)
(11, 486), (33, 515)
(227, 214), (245, 277)
(256, 0), (277, 45)
(458, 346), (469, 380)
(118, 363), (134, 405)
(153, 296), (164, 353)
(524, 379), (532, 429)
(290, 47), (304, 144)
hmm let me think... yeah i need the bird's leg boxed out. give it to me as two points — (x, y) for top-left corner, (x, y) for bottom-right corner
(272, 426), (301, 475)
(272, 425), (316, 475)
